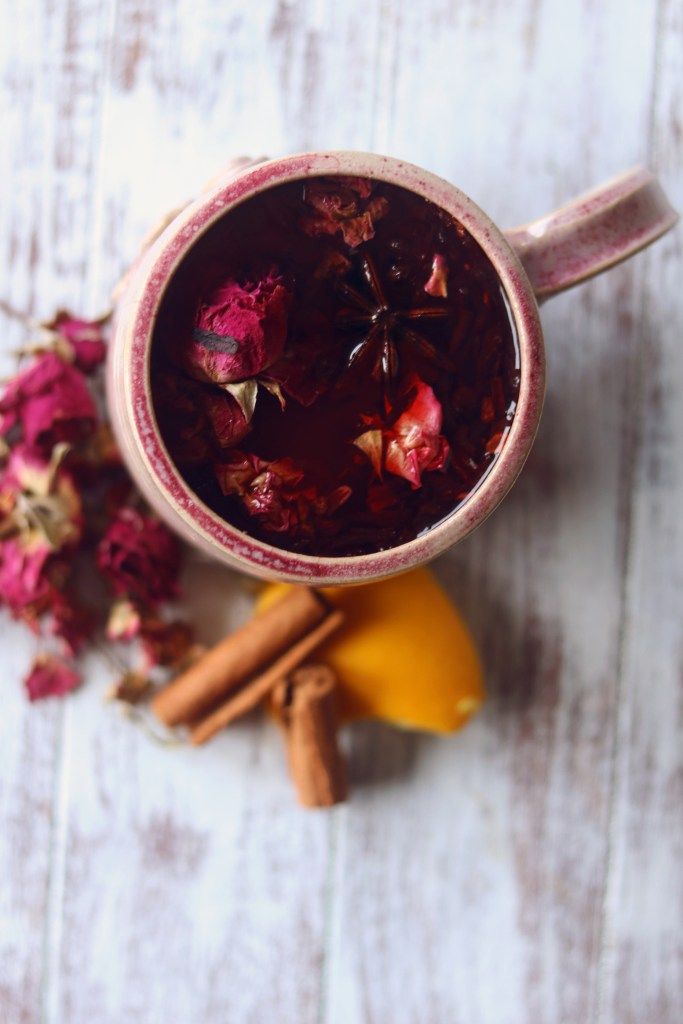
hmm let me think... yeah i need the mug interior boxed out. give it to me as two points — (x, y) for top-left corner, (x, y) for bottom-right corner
(121, 152), (545, 583)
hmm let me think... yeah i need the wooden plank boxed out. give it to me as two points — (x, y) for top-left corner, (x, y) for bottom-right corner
(49, 2), (385, 1022)
(0, 2), (113, 1022)
(323, 2), (664, 1022)
(598, 1), (683, 1019)
(1, 1), (680, 1022)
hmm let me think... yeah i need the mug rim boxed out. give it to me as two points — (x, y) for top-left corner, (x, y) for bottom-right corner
(117, 150), (545, 583)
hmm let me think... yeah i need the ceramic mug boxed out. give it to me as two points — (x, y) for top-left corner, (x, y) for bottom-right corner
(108, 152), (677, 585)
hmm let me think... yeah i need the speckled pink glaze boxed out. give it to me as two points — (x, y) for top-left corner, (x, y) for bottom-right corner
(505, 166), (678, 299)
(108, 154), (677, 585)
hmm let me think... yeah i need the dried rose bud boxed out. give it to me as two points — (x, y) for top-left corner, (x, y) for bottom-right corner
(0, 443), (83, 552)
(24, 653), (81, 701)
(185, 270), (290, 386)
(204, 389), (251, 448)
(97, 508), (181, 606)
(0, 539), (54, 620)
(0, 441), (88, 642)
(0, 353), (97, 448)
(44, 311), (108, 373)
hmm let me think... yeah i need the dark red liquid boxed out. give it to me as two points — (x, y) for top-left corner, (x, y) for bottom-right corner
(151, 176), (520, 556)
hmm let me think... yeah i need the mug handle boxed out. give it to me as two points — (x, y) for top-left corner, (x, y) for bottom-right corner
(504, 167), (678, 302)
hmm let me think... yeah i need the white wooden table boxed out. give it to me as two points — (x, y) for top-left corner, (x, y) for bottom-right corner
(1, 2), (681, 1021)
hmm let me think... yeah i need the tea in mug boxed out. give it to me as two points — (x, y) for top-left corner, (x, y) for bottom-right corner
(152, 176), (520, 556)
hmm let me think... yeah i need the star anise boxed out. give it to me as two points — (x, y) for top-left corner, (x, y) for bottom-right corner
(335, 252), (454, 395)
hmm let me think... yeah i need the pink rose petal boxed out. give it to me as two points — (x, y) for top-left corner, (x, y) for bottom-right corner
(424, 254), (449, 298)
(24, 654), (81, 701)
(354, 375), (450, 489)
(0, 353), (97, 447)
(48, 312), (108, 373)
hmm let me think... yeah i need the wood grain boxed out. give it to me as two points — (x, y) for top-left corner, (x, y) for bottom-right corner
(598, 1), (683, 1020)
(0, 0), (681, 1022)
(326, 3), (668, 1023)
(0, 2), (113, 1022)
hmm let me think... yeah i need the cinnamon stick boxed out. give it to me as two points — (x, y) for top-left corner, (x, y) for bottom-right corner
(273, 664), (348, 808)
(189, 609), (344, 745)
(152, 587), (327, 727)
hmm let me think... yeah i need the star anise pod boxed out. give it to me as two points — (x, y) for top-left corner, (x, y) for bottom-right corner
(335, 252), (454, 396)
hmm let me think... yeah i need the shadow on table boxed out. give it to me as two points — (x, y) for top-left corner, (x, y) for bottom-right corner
(345, 720), (423, 789)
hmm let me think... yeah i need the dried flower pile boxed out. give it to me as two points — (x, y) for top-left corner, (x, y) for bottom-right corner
(0, 309), (193, 701)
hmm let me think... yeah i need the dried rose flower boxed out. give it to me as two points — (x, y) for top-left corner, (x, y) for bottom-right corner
(0, 538), (55, 622)
(355, 376), (450, 489)
(301, 178), (389, 248)
(24, 653), (81, 701)
(0, 353), (97, 448)
(185, 270), (291, 386)
(0, 444), (85, 643)
(44, 311), (108, 373)
(139, 618), (194, 669)
(106, 585), (194, 669)
(97, 507), (181, 606)
(205, 389), (250, 448)
(0, 303), (196, 703)
(214, 452), (351, 534)
(0, 443), (83, 552)
(50, 594), (94, 657)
